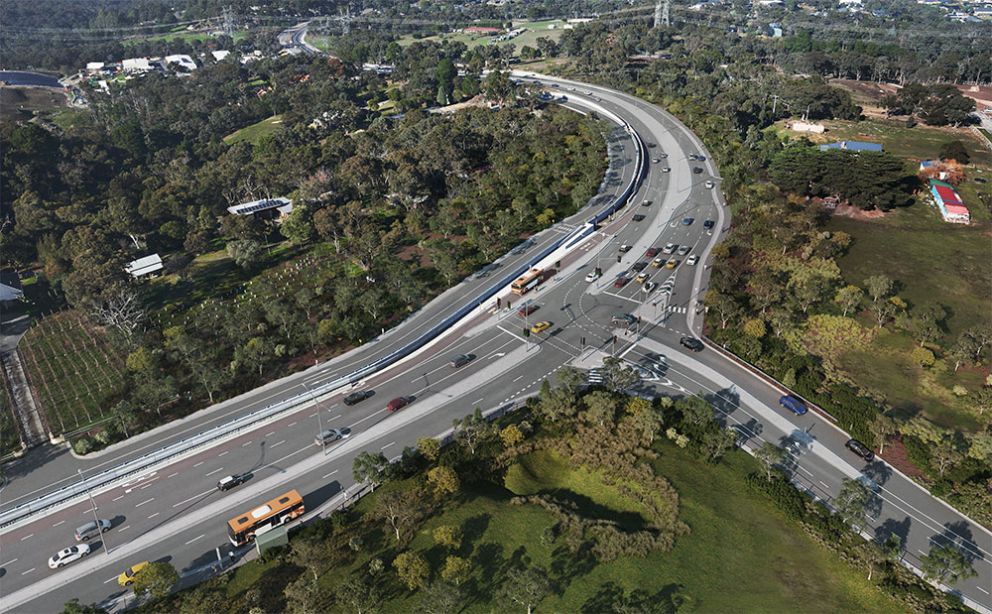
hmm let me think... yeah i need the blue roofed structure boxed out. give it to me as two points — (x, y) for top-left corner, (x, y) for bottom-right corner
(819, 140), (883, 152)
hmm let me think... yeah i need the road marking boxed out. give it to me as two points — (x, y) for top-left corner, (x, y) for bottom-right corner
(513, 375), (524, 382)
(104, 576), (118, 584)
(288, 421), (297, 427)
(470, 398), (484, 405)
(242, 441), (252, 447)
(20, 533), (33, 541)
(977, 586), (990, 595)
(52, 520), (65, 527)
(271, 440), (286, 448)
(193, 461), (204, 468)
(308, 412), (317, 418)
(205, 468), (224, 477)
(348, 410), (384, 429)
(148, 513), (160, 519)
(113, 495), (125, 501)
(173, 489), (216, 508)
(329, 414), (342, 421)
(167, 472), (179, 479)
(0, 558), (18, 567)
(381, 441), (395, 451)
(819, 480), (830, 488)
(265, 431), (276, 437)
(322, 469), (339, 479)
(119, 525), (131, 532)
(218, 451), (229, 457)
(21, 568), (35, 575)
(185, 534), (205, 545)
(135, 498), (155, 508)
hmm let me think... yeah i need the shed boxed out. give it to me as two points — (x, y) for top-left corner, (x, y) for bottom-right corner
(929, 179), (970, 224)
(125, 254), (164, 278)
(819, 140), (883, 152)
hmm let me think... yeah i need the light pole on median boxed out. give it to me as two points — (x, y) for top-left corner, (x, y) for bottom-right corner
(78, 468), (109, 556)
(302, 384), (325, 456)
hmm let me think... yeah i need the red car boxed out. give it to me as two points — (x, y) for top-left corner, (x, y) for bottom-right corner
(387, 397), (410, 412)
(613, 276), (631, 289)
(517, 303), (538, 317)
(645, 247), (660, 258)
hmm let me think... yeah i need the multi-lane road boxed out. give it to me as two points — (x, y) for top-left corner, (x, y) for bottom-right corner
(0, 75), (989, 613)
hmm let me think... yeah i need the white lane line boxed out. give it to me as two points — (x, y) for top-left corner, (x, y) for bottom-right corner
(185, 534), (205, 545)
(193, 461), (204, 468)
(271, 440), (286, 448)
(288, 421), (297, 427)
(135, 498), (155, 508)
(167, 472), (179, 479)
(113, 495), (125, 502)
(819, 480), (830, 488)
(513, 375), (524, 382)
(308, 412), (317, 418)
(348, 410), (384, 429)
(205, 468), (224, 477)
(20, 533), (34, 541)
(21, 568), (35, 575)
(470, 398), (484, 406)
(242, 441), (252, 447)
(218, 451), (229, 457)
(104, 576), (118, 584)
(265, 431), (276, 437)
(322, 469), (339, 479)
(148, 512), (160, 519)
(381, 441), (396, 451)
(977, 586), (990, 595)
(52, 520), (65, 527)
(329, 414), (342, 421)
(0, 558), (18, 567)
(173, 489), (216, 508)
(119, 525), (131, 532)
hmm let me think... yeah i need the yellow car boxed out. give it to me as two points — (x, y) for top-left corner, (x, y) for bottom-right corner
(635, 272), (650, 284)
(665, 258), (678, 269)
(530, 321), (552, 334)
(118, 561), (149, 587)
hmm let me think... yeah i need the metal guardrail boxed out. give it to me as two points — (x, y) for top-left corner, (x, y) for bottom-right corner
(0, 87), (647, 531)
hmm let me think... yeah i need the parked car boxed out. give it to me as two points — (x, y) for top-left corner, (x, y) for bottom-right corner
(343, 390), (373, 406)
(118, 561), (149, 587)
(647, 142), (657, 148)
(217, 474), (249, 491)
(686, 255), (699, 266)
(611, 313), (637, 326)
(517, 303), (539, 317)
(49, 545), (90, 569)
(641, 200), (653, 207)
(681, 217), (694, 226)
(652, 158), (661, 164)
(632, 214), (646, 222)
(449, 354), (473, 368)
(315, 428), (350, 446)
(703, 219), (715, 229)
(74, 519), (111, 542)
(845, 438), (875, 461)
(692, 167), (703, 174)
(584, 270), (601, 282)
(645, 247), (660, 258)
(530, 321), (552, 334)
(778, 395), (808, 416)
(387, 397), (410, 412)
(679, 337), (704, 351)
(676, 245), (691, 256)
(658, 153), (668, 159)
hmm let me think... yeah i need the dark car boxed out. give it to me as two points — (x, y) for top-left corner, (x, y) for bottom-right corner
(845, 438), (875, 461)
(703, 219), (715, 229)
(692, 167), (703, 174)
(679, 336), (704, 352)
(343, 390), (373, 406)
(449, 354), (473, 368)
(632, 261), (648, 272)
(217, 474), (250, 491)
(613, 275), (631, 289)
(611, 313), (637, 326)
(681, 217), (694, 226)
(632, 214), (646, 222)
(647, 142), (657, 148)
(645, 247), (660, 258)
(778, 395), (808, 416)
(517, 303), (539, 317)
(387, 397), (410, 412)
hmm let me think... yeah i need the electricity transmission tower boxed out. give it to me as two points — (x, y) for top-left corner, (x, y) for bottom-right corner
(653, 0), (671, 28)
(222, 5), (234, 37)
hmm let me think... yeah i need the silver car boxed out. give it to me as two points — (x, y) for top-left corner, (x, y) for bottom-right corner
(75, 519), (111, 541)
(315, 428), (350, 446)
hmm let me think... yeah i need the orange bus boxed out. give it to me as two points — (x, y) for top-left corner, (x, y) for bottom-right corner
(227, 489), (305, 546)
(511, 268), (544, 295)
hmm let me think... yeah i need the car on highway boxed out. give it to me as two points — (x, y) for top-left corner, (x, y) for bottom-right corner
(643, 352), (668, 375)
(703, 219), (715, 229)
(611, 313), (636, 326)
(517, 303), (539, 317)
(49, 545), (90, 569)
(613, 275), (631, 289)
(845, 438), (875, 461)
(315, 428), (351, 446)
(217, 474), (250, 491)
(661, 167), (671, 173)
(449, 354), (473, 368)
(118, 561), (148, 587)
(530, 321), (552, 334)
(692, 167), (703, 174)
(642, 281), (657, 293)
(635, 272), (650, 284)
(676, 245), (691, 256)
(680, 337), (704, 352)
(651, 257), (665, 268)
(705, 180), (715, 189)
(641, 200), (653, 207)
(686, 255), (699, 266)
(665, 258), (678, 269)
(647, 142), (657, 148)
(387, 397), (411, 412)
(343, 390), (374, 406)
(658, 152), (668, 158)
(779, 395), (809, 416)
(632, 261), (648, 272)
(662, 243), (677, 254)
(584, 270), (601, 282)
(619, 244), (632, 253)
(652, 158), (661, 164)
(632, 214), (646, 222)
(74, 519), (111, 541)
(681, 217), (694, 226)
(645, 247), (660, 258)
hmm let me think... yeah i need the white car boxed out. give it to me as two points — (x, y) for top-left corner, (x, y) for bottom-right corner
(662, 243), (677, 255)
(705, 180), (715, 189)
(642, 281), (657, 293)
(686, 255), (699, 266)
(676, 245), (691, 256)
(661, 167), (671, 173)
(584, 270), (601, 283)
(49, 544), (90, 569)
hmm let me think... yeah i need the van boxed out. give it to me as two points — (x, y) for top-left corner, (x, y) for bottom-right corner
(779, 395), (808, 416)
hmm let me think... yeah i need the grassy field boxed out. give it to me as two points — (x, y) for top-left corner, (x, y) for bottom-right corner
(395, 19), (565, 55)
(122, 29), (248, 46)
(18, 310), (126, 435)
(223, 115), (284, 145)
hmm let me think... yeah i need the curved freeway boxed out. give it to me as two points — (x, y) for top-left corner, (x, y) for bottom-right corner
(0, 76), (989, 613)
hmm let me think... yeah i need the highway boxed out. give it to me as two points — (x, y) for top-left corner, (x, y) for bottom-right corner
(0, 76), (989, 613)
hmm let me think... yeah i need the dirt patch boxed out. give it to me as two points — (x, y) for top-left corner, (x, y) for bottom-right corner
(830, 202), (889, 220)
(879, 436), (927, 480)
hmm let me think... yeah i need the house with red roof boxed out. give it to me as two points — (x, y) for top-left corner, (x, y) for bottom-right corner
(929, 179), (969, 224)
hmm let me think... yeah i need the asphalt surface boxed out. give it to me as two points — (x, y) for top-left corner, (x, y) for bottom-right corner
(1, 76), (989, 613)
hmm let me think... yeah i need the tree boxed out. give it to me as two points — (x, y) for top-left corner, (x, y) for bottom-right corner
(426, 466), (460, 497)
(353, 451), (390, 491)
(130, 561), (178, 600)
(417, 437), (441, 462)
(602, 356), (640, 393)
(279, 203), (315, 244)
(337, 575), (383, 614)
(871, 414), (898, 454)
(755, 442), (786, 481)
(938, 140), (971, 165)
(292, 533), (330, 581)
(417, 582), (463, 614)
(863, 275), (893, 305)
(453, 407), (492, 456)
(440, 555), (472, 586)
(833, 285), (864, 318)
(921, 543), (976, 585)
(62, 599), (105, 614)
(433, 525), (461, 549)
(497, 565), (550, 614)
(375, 488), (420, 544)
(284, 572), (328, 614)
(226, 239), (263, 269)
(500, 424), (525, 448)
(92, 285), (145, 348)
(834, 478), (872, 531)
(394, 551), (430, 591)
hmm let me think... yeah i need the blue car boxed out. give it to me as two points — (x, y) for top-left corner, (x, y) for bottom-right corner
(779, 395), (808, 415)
(681, 217), (694, 226)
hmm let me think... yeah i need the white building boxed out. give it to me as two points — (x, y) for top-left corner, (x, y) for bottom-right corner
(789, 121), (826, 133)
(165, 54), (198, 72)
(125, 254), (164, 279)
(85, 62), (105, 73)
(121, 58), (153, 73)
(212, 50), (231, 61)
(227, 197), (294, 218)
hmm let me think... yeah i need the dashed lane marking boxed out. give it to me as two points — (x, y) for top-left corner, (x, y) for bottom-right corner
(193, 461), (204, 468)
(512, 375), (524, 382)
(271, 440), (286, 449)
(173, 490), (216, 508)
(308, 412), (317, 418)
(265, 431), (276, 437)
(470, 398), (484, 405)
(119, 525), (130, 532)
(135, 498), (155, 508)
(167, 472), (179, 479)
(1, 558), (18, 567)
(148, 513), (160, 519)
(52, 520), (65, 527)
(20, 533), (33, 541)
(104, 576), (118, 584)
(288, 421), (297, 427)
(113, 495), (124, 502)
(322, 469), (339, 479)
(205, 468), (224, 477)
(381, 441), (396, 451)
(21, 568), (35, 575)
(218, 451), (229, 457)
(185, 534), (205, 545)
(242, 441), (252, 447)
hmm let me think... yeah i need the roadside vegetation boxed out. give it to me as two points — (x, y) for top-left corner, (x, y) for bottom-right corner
(120, 378), (964, 614)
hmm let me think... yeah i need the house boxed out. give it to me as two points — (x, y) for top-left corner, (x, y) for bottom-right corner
(0, 270), (24, 303)
(919, 160), (952, 181)
(121, 58), (153, 73)
(463, 26), (503, 35)
(819, 140), (883, 152)
(789, 120), (826, 133)
(757, 0), (785, 7)
(212, 50), (231, 61)
(125, 254), (164, 279)
(929, 179), (970, 224)
(227, 197), (294, 220)
(85, 62), (105, 74)
(768, 22), (784, 37)
(165, 54), (198, 72)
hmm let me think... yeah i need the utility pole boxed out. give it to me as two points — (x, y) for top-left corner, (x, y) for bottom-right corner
(78, 469), (109, 556)
(303, 384), (325, 455)
(654, 0), (671, 28)
(222, 5), (234, 38)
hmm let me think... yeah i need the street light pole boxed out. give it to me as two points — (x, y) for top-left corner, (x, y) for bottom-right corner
(78, 468), (109, 556)
(303, 384), (325, 456)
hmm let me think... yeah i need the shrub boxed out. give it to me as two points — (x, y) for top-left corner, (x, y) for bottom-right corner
(745, 472), (808, 520)
(72, 437), (93, 455)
